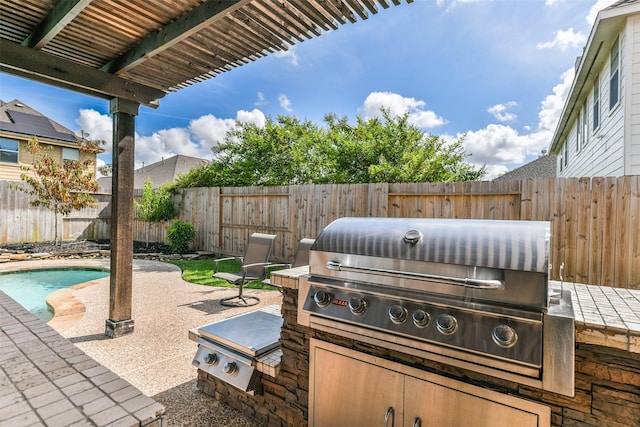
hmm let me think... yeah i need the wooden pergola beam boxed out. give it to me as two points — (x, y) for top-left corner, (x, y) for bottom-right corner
(100, 0), (251, 75)
(0, 40), (165, 108)
(22, 0), (93, 49)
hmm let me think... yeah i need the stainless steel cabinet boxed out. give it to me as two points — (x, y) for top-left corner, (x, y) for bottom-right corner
(310, 339), (550, 427)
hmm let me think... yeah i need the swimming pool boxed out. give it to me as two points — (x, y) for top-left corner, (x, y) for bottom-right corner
(0, 267), (109, 322)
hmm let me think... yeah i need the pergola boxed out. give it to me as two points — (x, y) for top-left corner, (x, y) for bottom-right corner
(1, 0), (411, 337)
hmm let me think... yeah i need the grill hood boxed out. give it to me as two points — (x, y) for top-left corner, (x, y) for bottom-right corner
(309, 218), (551, 310)
(311, 218), (550, 273)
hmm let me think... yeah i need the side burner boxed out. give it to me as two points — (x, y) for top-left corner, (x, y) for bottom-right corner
(193, 307), (283, 393)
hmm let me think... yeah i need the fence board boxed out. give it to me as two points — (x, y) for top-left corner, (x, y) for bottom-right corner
(2, 177), (639, 289)
(575, 178), (591, 284)
(564, 178), (578, 283)
(552, 178), (566, 281)
(588, 177), (604, 285)
(615, 177), (631, 288)
(602, 177), (618, 286)
(630, 176), (640, 288)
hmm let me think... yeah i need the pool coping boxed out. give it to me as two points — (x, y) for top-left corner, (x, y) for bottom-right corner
(47, 279), (105, 332)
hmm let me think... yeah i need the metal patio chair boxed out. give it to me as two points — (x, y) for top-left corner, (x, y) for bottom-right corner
(263, 238), (315, 289)
(214, 233), (277, 307)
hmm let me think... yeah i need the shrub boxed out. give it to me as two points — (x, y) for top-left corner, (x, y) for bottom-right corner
(135, 179), (176, 222)
(166, 219), (195, 254)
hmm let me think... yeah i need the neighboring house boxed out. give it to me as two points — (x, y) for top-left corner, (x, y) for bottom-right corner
(97, 154), (208, 192)
(494, 153), (557, 181)
(549, 0), (640, 177)
(0, 99), (97, 180)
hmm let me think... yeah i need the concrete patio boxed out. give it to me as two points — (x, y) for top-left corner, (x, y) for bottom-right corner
(0, 258), (283, 426)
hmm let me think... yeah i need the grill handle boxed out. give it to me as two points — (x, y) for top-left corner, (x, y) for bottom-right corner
(326, 261), (504, 290)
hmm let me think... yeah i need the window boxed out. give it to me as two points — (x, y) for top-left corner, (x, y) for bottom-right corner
(576, 105), (587, 152)
(610, 36), (620, 110)
(581, 105), (588, 147)
(62, 147), (79, 164)
(593, 75), (600, 130)
(564, 140), (568, 169)
(0, 137), (19, 163)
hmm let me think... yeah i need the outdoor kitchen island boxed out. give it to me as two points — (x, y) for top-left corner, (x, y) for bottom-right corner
(193, 272), (640, 426)
(194, 220), (639, 427)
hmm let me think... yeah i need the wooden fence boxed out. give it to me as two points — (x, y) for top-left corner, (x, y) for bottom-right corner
(1, 177), (638, 288)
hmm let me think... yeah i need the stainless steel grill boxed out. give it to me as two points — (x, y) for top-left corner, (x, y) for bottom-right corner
(299, 217), (575, 397)
(192, 307), (283, 393)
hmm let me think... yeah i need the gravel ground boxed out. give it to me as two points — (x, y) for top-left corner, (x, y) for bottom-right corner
(153, 380), (260, 427)
(1, 258), (280, 426)
(0, 239), (173, 254)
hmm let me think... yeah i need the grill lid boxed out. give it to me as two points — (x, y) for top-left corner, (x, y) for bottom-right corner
(311, 218), (550, 273)
(198, 310), (283, 357)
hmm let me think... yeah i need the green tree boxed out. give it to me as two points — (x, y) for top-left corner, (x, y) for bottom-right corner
(173, 110), (484, 188)
(135, 178), (176, 247)
(11, 137), (101, 244)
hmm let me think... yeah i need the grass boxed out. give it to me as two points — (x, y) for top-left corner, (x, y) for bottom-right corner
(166, 258), (279, 290)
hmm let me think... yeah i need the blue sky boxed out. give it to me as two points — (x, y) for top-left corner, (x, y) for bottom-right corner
(0, 0), (617, 179)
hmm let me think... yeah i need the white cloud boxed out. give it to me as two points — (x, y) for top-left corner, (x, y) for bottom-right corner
(274, 44), (299, 66)
(255, 92), (266, 107)
(134, 127), (204, 168)
(189, 114), (237, 151)
(76, 107), (267, 170)
(187, 109), (265, 154)
(462, 67), (574, 179)
(536, 27), (586, 51)
(74, 109), (113, 157)
(436, 0), (480, 11)
(488, 101), (518, 122)
(361, 92), (446, 128)
(95, 158), (107, 177)
(236, 109), (266, 128)
(279, 94), (293, 112)
(537, 67), (574, 132)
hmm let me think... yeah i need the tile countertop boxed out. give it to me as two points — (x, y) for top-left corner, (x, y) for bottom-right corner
(557, 281), (640, 354)
(275, 269), (640, 354)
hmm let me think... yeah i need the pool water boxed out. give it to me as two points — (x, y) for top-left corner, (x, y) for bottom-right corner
(0, 268), (109, 322)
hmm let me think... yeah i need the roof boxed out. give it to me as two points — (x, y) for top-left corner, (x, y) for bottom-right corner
(493, 155), (557, 181)
(97, 154), (208, 192)
(0, 99), (77, 143)
(1, 0), (412, 109)
(549, 0), (640, 153)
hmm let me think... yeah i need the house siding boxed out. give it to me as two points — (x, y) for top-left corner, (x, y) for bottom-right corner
(629, 16), (640, 174)
(0, 135), (98, 180)
(558, 26), (628, 178)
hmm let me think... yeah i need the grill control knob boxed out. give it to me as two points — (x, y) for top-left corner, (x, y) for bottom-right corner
(389, 305), (408, 324)
(205, 352), (219, 366)
(412, 310), (431, 328)
(348, 298), (367, 315)
(492, 324), (518, 348)
(223, 361), (238, 375)
(313, 290), (332, 307)
(436, 314), (458, 335)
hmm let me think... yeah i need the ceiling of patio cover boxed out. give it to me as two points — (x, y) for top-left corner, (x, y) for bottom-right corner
(1, 0), (412, 107)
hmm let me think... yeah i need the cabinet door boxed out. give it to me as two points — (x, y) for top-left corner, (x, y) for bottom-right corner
(404, 376), (547, 427)
(310, 346), (405, 427)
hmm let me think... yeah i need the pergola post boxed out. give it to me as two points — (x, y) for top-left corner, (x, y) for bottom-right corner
(105, 97), (139, 338)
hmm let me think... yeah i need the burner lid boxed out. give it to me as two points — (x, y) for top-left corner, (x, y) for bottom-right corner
(198, 310), (283, 357)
